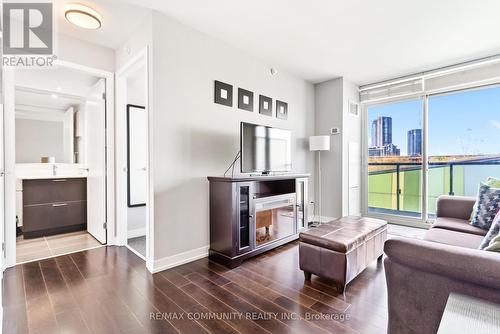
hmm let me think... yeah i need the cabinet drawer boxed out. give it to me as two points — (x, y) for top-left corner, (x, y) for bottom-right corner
(23, 201), (87, 233)
(23, 178), (87, 205)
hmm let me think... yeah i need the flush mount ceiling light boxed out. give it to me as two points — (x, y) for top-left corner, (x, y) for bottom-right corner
(64, 3), (102, 29)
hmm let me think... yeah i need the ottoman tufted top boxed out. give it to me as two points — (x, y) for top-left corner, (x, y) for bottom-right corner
(299, 216), (387, 253)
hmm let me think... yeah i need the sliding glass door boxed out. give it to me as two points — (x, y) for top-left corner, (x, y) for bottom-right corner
(427, 86), (500, 216)
(367, 99), (423, 218)
(366, 85), (500, 222)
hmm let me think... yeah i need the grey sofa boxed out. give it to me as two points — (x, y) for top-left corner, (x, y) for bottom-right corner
(384, 195), (500, 334)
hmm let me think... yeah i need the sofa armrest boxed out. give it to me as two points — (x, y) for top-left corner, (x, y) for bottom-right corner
(436, 195), (476, 220)
(384, 237), (500, 290)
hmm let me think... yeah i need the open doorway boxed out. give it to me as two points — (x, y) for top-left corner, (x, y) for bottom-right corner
(6, 64), (110, 264)
(116, 48), (151, 261)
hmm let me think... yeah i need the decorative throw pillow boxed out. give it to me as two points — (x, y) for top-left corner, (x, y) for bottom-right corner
(470, 177), (500, 221)
(485, 233), (500, 252)
(479, 210), (500, 250)
(470, 183), (500, 230)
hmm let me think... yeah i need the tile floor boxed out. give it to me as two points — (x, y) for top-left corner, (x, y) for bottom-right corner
(127, 235), (146, 258)
(16, 230), (103, 264)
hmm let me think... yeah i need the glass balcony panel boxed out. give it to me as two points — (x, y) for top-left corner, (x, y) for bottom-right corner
(427, 86), (500, 218)
(367, 99), (423, 218)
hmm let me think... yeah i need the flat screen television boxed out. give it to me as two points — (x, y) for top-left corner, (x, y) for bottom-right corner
(240, 122), (292, 174)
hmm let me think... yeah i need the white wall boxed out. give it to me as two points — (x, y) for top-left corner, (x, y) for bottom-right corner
(314, 78), (343, 218)
(127, 70), (146, 105)
(58, 34), (115, 71)
(15, 118), (64, 163)
(342, 79), (361, 216)
(150, 11), (315, 262)
(314, 77), (361, 219)
(115, 14), (153, 70)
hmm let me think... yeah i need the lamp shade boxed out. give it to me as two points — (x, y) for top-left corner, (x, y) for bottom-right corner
(309, 135), (330, 151)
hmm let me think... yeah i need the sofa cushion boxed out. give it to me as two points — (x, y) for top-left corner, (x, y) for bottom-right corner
(479, 210), (500, 249)
(432, 217), (487, 236)
(299, 216), (387, 253)
(424, 228), (483, 249)
(436, 195), (476, 221)
(470, 183), (500, 230)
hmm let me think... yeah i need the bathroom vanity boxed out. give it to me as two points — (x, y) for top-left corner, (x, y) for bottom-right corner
(22, 177), (87, 238)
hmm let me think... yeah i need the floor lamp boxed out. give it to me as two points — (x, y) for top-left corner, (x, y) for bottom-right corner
(309, 136), (331, 225)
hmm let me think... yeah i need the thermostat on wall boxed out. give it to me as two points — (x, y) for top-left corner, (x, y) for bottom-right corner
(331, 127), (341, 135)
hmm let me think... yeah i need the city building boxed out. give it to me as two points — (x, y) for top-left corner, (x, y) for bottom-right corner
(369, 116), (400, 156)
(408, 129), (422, 156)
(372, 116), (393, 147)
(368, 143), (401, 157)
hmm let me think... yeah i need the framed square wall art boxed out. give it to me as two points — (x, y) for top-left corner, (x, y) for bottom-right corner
(276, 100), (288, 120)
(259, 95), (273, 116)
(238, 88), (254, 111)
(214, 80), (233, 107)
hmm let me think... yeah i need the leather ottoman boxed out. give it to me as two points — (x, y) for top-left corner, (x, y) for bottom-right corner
(299, 216), (387, 292)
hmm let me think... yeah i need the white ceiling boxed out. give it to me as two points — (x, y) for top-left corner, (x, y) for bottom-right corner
(15, 89), (82, 121)
(55, 0), (151, 49)
(15, 66), (100, 97)
(123, 0), (500, 85)
(14, 66), (101, 120)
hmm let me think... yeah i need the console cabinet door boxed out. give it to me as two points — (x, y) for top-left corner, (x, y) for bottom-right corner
(296, 178), (308, 231)
(236, 182), (254, 254)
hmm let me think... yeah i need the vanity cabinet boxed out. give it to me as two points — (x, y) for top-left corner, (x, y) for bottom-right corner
(22, 178), (87, 238)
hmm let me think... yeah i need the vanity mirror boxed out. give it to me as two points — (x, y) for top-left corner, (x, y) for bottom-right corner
(15, 88), (81, 164)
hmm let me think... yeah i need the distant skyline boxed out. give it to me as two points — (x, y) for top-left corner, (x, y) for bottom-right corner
(368, 86), (500, 156)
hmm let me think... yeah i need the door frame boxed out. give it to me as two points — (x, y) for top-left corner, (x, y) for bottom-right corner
(115, 46), (154, 271)
(361, 96), (430, 229)
(2, 59), (116, 268)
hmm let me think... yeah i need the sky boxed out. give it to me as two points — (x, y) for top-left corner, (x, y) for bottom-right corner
(368, 86), (500, 156)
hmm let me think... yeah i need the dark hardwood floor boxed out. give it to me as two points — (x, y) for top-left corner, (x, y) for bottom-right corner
(2, 241), (388, 334)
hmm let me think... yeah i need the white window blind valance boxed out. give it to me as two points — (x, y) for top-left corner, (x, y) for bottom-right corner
(360, 78), (423, 103)
(360, 57), (500, 103)
(425, 61), (500, 94)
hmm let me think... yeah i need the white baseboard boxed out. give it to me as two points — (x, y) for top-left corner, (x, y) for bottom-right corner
(127, 228), (146, 239)
(149, 245), (209, 274)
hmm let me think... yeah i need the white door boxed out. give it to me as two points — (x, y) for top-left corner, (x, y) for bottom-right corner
(4, 67), (16, 267)
(1, 104), (5, 272)
(85, 80), (107, 243)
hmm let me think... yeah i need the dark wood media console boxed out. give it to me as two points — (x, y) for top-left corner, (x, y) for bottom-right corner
(208, 174), (309, 268)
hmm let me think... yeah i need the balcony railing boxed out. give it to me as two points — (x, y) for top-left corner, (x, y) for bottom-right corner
(368, 159), (500, 217)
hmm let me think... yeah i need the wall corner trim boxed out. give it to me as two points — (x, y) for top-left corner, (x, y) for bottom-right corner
(149, 245), (209, 274)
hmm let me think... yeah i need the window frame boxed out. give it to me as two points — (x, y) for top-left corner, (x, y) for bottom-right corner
(361, 83), (500, 228)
